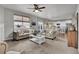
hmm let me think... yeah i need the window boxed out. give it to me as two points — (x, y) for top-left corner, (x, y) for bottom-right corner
(23, 16), (30, 21)
(14, 15), (22, 21)
(23, 22), (30, 28)
(14, 15), (30, 32)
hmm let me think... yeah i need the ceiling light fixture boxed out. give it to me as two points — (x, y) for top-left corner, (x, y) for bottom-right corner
(33, 10), (39, 12)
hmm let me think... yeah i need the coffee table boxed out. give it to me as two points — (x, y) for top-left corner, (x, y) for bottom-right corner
(30, 34), (45, 44)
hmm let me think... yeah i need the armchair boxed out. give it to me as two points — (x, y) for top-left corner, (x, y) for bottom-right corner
(45, 29), (57, 40)
(0, 41), (8, 54)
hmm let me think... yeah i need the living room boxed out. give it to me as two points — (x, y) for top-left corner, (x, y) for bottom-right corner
(0, 4), (79, 54)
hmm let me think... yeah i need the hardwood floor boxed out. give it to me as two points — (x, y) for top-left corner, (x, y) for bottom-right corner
(6, 34), (78, 54)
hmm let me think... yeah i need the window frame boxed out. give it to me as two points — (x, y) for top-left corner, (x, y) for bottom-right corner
(14, 14), (30, 30)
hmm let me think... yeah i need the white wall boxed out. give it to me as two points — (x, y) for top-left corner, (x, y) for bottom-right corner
(0, 6), (4, 41)
(4, 8), (14, 40)
(72, 16), (77, 30)
(0, 6), (14, 41)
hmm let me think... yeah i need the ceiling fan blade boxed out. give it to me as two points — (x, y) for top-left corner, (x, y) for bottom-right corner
(38, 9), (42, 12)
(39, 7), (45, 9)
(34, 4), (38, 7)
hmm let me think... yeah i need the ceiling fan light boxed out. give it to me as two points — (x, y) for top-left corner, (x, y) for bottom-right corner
(34, 10), (39, 12)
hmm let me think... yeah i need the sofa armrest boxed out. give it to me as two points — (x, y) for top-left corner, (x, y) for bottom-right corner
(0, 41), (8, 54)
(13, 32), (19, 40)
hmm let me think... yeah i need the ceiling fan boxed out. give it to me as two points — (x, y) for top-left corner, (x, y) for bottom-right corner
(28, 4), (46, 12)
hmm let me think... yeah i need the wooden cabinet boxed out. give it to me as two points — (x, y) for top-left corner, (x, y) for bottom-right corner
(67, 31), (77, 48)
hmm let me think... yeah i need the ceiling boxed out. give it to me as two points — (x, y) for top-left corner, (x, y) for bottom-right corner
(1, 4), (77, 20)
